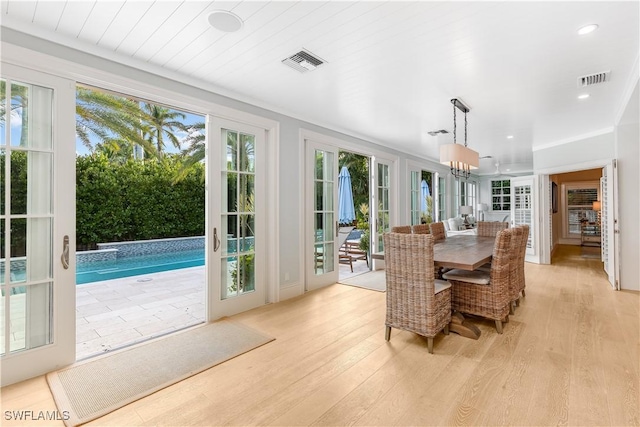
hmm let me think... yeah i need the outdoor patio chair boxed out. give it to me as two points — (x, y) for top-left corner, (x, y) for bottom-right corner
(338, 226), (356, 272)
(383, 232), (451, 354)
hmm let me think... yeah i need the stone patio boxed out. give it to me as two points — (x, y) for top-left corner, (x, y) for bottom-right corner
(2, 257), (370, 360)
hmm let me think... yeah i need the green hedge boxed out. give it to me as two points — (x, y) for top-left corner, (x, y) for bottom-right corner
(76, 154), (205, 249)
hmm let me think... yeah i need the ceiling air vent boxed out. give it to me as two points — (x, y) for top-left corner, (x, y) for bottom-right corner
(282, 49), (325, 73)
(578, 71), (611, 87)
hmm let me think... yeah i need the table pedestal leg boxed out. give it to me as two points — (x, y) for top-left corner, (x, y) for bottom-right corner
(449, 312), (481, 340)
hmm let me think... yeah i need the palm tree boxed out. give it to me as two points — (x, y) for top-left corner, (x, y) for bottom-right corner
(141, 103), (188, 156)
(175, 122), (205, 181)
(76, 86), (156, 157)
(0, 80), (29, 146)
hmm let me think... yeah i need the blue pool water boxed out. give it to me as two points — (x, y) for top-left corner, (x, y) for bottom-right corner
(76, 249), (204, 284)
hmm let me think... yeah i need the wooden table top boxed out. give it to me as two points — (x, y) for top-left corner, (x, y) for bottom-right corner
(433, 235), (495, 271)
(371, 234), (495, 271)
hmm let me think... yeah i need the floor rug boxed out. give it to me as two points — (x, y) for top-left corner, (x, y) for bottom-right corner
(339, 270), (386, 292)
(47, 320), (274, 427)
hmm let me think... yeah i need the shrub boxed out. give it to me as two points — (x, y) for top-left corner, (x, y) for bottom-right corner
(76, 154), (205, 249)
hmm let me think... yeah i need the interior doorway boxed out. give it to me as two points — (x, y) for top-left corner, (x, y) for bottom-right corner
(337, 150), (371, 281)
(547, 163), (618, 289)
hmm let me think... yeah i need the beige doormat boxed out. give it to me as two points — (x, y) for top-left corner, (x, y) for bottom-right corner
(47, 320), (274, 426)
(339, 270), (386, 292)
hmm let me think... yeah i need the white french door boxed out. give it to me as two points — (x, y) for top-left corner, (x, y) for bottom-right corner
(372, 158), (393, 254)
(305, 140), (339, 291)
(511, 175), (539, 263)
(1, 63), (76, 386)
(601, 160), (620, 289)
(208, 117), (266, 319)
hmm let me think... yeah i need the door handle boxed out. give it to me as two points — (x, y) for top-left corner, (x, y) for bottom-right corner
(213, 227), (221, 252)
(61, 235), (70, 269)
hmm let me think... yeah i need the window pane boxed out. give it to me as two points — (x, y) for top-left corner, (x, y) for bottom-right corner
(225, 172), (237, 213)
(9, 282), (52, 352)
(0, 79), (5, 147)
(239, 174), (254, 213)
(226, 130), (238, 171)
(239, 133), (255, 173)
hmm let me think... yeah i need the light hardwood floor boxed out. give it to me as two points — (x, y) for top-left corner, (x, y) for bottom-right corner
(2, 245), (639, 426)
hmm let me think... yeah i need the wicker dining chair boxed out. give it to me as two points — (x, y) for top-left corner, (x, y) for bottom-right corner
(507, 226), (525, 314)
(412, 224), (430, 234)
(391, 225), (412, 234)
(429, 222), (447, 242)
(383, 232), (452, 354)
(514, 225), (530, 304)
(477, 221), (509, 237)
(443, 228), (513, 333)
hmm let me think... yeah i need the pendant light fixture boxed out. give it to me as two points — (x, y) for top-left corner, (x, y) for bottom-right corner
(439, 98), (479, 179)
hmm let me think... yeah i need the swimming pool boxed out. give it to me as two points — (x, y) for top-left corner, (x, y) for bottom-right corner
(76, 248), (204, 284)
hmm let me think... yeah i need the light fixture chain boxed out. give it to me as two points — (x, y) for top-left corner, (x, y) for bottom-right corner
(464, 110), (468, 147)
(453, 103), (457, 144)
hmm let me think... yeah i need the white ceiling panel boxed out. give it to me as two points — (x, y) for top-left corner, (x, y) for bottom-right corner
(113, 1), (183, 56)
(76, 1), (125, 43)
(31, 1), (66, 31)
(51, 1), (96, 38)
(5, 1), (37, 23)
(1, 1), (637, 174)
(96, 1), (155, 51)
(134, 1), (213, 62)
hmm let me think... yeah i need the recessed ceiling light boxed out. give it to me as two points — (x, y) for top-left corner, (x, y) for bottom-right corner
(578, 93), (590, 99)
(207, 10), (244, 33)
(506, 135), (514, 139)
(577, 24), (599, 35)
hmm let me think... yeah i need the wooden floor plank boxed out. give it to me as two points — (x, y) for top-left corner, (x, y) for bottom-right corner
(1, 245), (639, 426)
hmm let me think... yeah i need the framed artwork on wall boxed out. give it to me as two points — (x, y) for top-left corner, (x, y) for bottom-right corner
(552, 182), (558, 213)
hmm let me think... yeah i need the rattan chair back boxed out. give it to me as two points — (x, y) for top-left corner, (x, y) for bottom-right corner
(412, 224), (430, 234)
(383, 232), (452, 347)
(391, 225), (412, 234)
(429, 222), (447, 241)
(477, 221), (509, 237)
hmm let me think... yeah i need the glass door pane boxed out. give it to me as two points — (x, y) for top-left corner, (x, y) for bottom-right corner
(221, 129), (256, 300)
(313, 149), (335, 275)
(1, 79), (54, 356)
(376, 163), (390, 252)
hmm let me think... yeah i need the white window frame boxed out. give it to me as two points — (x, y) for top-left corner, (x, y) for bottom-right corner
(561, 181), (600, 240)
(490, 179), (512, 212)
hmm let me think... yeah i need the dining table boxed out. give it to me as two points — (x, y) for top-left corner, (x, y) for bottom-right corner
(372, 234), (496, 340)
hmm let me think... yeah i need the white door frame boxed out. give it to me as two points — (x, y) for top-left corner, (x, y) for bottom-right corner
(536, 158), (620, 287)
(511, 175), (540, 263)
(299, 129), (398, 286)
(207, 117), (272, 319)
(304, 139), (340, 291)
(1, 63), (76, 386)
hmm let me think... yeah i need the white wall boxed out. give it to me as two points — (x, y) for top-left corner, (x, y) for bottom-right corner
(615, 81), (639, 291)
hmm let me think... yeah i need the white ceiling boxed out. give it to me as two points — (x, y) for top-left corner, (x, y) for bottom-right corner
(2, 1), (638, 174)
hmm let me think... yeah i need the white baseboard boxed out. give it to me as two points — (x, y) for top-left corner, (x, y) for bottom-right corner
(279, 283), (304, 301)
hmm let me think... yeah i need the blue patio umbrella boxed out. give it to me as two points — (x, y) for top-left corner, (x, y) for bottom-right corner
(421, 179), (431, 213)
(338, 166), (356, 224)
